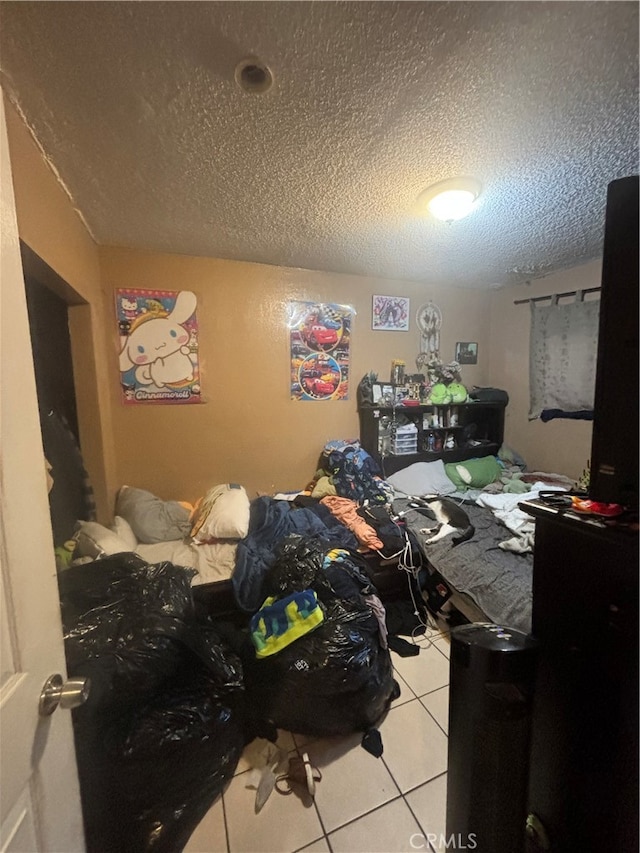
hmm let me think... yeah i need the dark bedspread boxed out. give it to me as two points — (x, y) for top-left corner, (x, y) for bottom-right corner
(233, 496), (359, 612)
(396, 499), (533, 634)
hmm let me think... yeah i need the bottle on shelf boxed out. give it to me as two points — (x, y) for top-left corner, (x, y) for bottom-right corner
(391, 359), (406, 385)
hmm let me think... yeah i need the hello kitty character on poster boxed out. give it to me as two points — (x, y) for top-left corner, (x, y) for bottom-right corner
(116, 289), (201, 404)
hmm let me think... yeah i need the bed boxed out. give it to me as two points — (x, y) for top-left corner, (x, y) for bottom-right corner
(63, 439), (575, 636)
(397, 499), (534, 633)
(385, 459), (575, 634)
(70, 484), (246, 585)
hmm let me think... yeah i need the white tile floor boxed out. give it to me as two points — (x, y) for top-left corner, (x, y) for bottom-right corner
(185, 622), (451, 853)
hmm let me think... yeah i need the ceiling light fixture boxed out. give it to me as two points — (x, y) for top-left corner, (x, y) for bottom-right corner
(418, 177), (482, 222)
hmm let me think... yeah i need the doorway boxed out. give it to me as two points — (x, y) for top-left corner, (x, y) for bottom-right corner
(20, 242), (96, 549)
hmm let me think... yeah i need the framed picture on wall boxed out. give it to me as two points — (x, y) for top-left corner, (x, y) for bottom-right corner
(455, 341), (478, 364)
(372, 295), (410, 331)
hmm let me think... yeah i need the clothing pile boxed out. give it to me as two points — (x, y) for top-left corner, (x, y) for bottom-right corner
(309, 439), (393, 504)
(239, 535), (399, 741)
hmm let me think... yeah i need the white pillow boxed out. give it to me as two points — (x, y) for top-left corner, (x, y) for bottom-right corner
(74, 521), (136, 559)
(190, 484), (250, 543)
(111, 516), (138, 551)
(386, 460), (457, 497)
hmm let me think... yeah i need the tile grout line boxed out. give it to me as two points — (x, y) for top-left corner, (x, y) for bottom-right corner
(394, 767), (449, 853)
(224, 720), (449, 852)
(324, 792), (405, 843)
(308, 745), (442, 845)
(315, 724), (406, 841)
(290, 733), (333, 853)
(224, 670), (450, 851)
(430, 638), (451, 661)
(382, 683), (449, 851)
(417, 695), (449, 739)
(309, 774), (332, 853)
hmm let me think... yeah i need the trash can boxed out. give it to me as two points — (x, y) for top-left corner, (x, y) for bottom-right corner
(446, 623), (538, 853)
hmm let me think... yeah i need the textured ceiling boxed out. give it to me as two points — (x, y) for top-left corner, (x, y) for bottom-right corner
(0, 1), (638, 289)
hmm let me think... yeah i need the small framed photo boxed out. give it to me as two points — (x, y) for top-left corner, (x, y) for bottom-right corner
(372, 295), (410, 331)
(372, 383), (383, 404)
(455, 341), (478, 364)
(381, 384), (394, 401)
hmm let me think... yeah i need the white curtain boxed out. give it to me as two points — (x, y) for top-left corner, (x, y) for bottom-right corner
(529, 293), (600, 418)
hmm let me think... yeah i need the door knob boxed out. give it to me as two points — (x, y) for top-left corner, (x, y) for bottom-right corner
(39, 673), (91, 716)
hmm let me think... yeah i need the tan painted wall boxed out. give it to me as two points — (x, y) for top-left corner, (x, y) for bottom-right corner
(100, 247), (494, 502)
(4, 97), (116, 520)
(6, 95), (598, 510)
(488, 261), (601, 480)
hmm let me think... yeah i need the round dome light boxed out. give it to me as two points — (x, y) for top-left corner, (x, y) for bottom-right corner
(418, 177), (482, 221)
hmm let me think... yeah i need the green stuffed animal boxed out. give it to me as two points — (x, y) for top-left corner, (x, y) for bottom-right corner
(448, 382), (468, 403)
(429, 383), (452, 405)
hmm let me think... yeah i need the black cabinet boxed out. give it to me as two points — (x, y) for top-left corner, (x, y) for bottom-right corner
(523, 501), (639, 852)
(358, 400), (506, 476)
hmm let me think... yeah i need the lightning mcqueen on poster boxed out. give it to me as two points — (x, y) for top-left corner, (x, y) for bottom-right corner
(116, 288), (201, 404)
(288, 301), (353, 401)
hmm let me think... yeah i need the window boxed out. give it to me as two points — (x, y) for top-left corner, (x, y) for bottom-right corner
(529, 292), (600, 419)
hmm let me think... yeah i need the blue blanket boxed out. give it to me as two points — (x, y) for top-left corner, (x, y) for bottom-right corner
(232, 497), (359, 612)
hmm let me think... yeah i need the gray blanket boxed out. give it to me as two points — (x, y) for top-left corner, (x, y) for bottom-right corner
(397, 499), (533, 634)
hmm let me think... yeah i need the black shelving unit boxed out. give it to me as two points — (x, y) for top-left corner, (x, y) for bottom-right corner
(358, 400), (506, 476)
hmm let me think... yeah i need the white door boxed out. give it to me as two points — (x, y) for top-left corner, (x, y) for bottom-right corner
(0, 97), (85, 851)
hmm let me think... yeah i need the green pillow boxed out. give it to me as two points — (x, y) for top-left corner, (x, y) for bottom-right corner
(445, 456), (502, 490)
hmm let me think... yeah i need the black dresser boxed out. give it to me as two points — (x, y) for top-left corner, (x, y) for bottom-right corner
(522, 500), (639, 852)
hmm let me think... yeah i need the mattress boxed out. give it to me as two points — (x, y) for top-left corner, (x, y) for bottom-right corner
(135, 539), (237, 585)
(397, 499), (534, 634)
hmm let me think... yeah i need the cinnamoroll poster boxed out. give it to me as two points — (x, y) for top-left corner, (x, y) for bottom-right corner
(116, 289), (201, 405)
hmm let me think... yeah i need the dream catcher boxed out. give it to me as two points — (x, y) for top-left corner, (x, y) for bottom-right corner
(415, 301), (442, 371)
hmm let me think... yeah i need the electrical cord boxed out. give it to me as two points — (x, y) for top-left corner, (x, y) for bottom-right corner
(380, 517), (440, 650)
(362, 501), (448, 655)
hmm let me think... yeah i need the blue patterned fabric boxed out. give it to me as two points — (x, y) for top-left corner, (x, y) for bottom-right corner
(322, 441), (391, 504)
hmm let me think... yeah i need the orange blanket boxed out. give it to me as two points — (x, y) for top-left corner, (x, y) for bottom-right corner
(320, 496), (383, 550)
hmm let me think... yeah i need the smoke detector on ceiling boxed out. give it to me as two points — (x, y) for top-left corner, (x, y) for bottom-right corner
(235, 58), (274, 93)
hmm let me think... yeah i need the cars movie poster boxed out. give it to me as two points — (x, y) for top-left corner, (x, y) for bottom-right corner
(288, 301), (353, 401)
(116, 288), (201, 405)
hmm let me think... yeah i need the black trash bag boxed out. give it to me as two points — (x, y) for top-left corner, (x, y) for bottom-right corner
(74, 665), (246, 853)
(58, 555), (247, 853)
(246, 597), (395, 737)
(120, 671), (244, 852)
(198, 620), (246, 695)
(469, 386), (509, 404)
(322, 554), (376, 601)
(263, 534), (333, 600)
(244, 552), (397, 737)
(59, 555), (202, 709)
